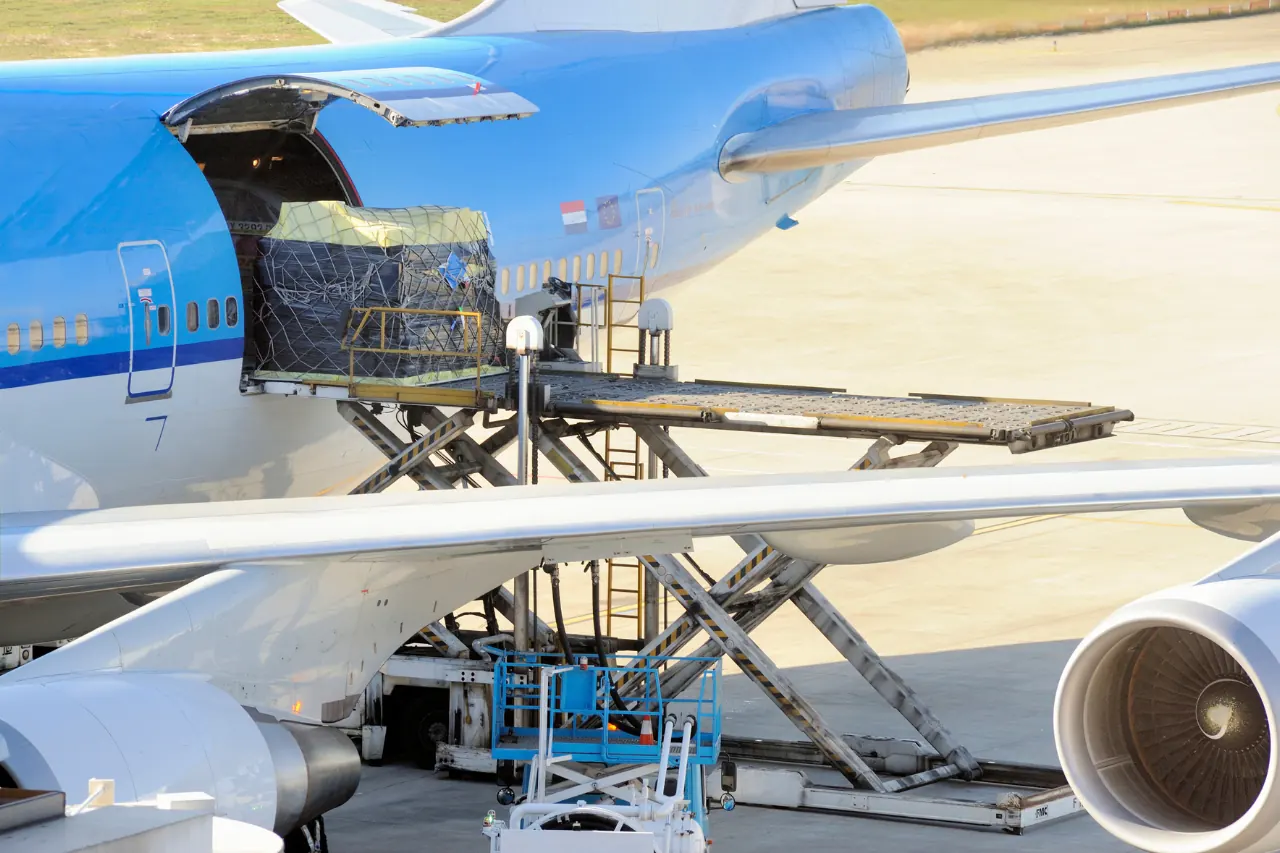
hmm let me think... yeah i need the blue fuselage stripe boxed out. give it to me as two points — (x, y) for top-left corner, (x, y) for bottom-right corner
(0, 337), (242, 389)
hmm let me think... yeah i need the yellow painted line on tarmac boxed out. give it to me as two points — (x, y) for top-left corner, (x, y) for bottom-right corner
(1170, 200), (1280, 213)
(974, 514), (1066, 535)
(1065, 514), (1192, 529)
(857, 183), (1280, 208)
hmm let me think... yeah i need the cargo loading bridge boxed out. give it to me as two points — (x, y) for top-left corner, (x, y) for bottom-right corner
(248, 261), (1128, 832)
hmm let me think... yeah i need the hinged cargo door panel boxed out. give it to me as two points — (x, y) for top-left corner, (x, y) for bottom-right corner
(162, 67), (538, 137)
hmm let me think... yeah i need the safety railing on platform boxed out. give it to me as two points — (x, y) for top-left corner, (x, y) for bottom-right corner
(491, 651), (721, 767)
(550, 276), (645, 373)
(340, 306), (488, 407)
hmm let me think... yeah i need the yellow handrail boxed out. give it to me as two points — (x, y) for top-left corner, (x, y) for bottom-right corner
(341, 306), (485, 403)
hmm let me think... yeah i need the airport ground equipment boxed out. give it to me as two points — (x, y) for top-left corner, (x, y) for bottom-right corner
(481, 650), (722, 853)
(252, 275), (1129, 830)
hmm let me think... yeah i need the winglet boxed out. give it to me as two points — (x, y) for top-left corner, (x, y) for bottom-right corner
(279, 0), (440, 44)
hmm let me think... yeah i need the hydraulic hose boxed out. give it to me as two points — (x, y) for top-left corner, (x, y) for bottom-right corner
(482, 590), (500, 638)
(549, 565), (573, 663)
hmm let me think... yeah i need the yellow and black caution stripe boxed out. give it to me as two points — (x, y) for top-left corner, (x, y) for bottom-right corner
(726, 545), (774, 589)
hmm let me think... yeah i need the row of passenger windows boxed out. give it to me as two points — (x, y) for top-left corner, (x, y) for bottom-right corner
(6, 314), (90, 355)
(3, 297), (240, 355)
(497, 243), (660, 297)
(188, 297), (239, 332)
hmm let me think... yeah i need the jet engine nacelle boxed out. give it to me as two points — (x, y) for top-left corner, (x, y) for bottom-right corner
(1055, 574), (1280, 853)
(0, 672), (358, 836)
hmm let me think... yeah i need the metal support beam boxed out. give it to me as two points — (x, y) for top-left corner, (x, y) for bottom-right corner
(639, 552), (889, 792)
(629, 429), (976, 781)
(420, 408), (520, 488)
(536, 427), (595, 484)
(420, 621), (469, 658)
(337, 401), (452, 490)
(349, 411), (472, 495)
(790, 584), (978, 776)
(644, 439), (662, 643)
(618, 544), (793, 687)
(637, 555), (825, 699)
(491, 583), (556, 650)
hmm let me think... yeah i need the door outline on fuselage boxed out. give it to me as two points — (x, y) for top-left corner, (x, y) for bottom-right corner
(635, 187), (666, 276)
(117, 240), (177, 403)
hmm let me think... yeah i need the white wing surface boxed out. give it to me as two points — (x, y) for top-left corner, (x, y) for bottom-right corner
(6, 458), (1280, 592)
(720, 62), (1280, 178)
(278, 0), (439, 43)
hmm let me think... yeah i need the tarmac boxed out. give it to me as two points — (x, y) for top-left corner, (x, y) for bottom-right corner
(326, 15), (1280, 852)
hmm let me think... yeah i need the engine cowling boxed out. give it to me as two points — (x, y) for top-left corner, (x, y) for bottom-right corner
(1055, 576), (1280, 853)
(0, 672), (359, 835)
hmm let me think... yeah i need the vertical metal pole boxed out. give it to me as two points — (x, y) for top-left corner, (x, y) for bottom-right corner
(507, 316), (543, 655)
(516, 352), (530, 484)
(644, 438), (661, 643)
(514, 351), (531, 652)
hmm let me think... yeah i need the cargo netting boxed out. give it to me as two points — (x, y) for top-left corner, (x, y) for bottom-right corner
(250, 201), (506, 386)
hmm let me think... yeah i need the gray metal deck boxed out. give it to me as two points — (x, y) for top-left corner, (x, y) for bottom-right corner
(444, 371), (1132, 453)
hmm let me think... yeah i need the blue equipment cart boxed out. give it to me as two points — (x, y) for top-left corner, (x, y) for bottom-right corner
(481, 651), (728, 853)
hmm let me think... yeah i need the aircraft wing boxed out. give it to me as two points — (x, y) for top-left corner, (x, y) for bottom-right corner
(5, 458), (1280, 596)
(278, 0), (440, 43)
(720, 61), (1280, 178)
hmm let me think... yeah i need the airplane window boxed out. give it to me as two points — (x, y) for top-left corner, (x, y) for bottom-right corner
(157, 306), (171, 336)
(500, 268), (510, 295)
(558, 258), (567, 280)
(29, 320), (43, 352)
(187, 302), (199, 332)
(648, 241), (660, 270)
(542, 260), (552, 284)
(527, 263), (537, 289)
(572, 256), (581, 281)
(207, 298), (221, 330)
(226, 296), (239, 327)
(599, 252), (608, 279)
(75, 314), (88, 345)
(585, 252), (595, 280)
(52, 316), (67, 348)
(612, 250), (623, 275)
(5, 323), (17, 355)
(515, 265), (525, 292)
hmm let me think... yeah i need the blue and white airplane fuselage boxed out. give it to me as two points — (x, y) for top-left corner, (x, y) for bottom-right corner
(0, 6), (906, 514)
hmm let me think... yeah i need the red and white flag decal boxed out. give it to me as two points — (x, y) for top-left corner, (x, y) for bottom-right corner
(560, 200), (588, 235)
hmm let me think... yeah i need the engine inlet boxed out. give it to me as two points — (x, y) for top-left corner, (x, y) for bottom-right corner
(1123, 627), (1270, 828)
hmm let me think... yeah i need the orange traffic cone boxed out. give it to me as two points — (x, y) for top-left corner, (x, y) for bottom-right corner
(639, 716), (655, 746)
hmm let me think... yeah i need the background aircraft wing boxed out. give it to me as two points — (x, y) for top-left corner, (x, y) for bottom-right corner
(277, 0), (439, 43)
(720, 61), (1280, 178)
(5, 458), (1280, 593)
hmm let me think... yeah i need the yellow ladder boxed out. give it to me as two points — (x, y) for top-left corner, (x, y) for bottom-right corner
(601, 274), (647, 638)
(604, 429), (646, 638)
(604, 274), (645, 374)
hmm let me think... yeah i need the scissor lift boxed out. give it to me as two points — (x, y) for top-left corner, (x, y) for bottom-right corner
(253, 275), (1131, 832)
(483, 651), (723, 853)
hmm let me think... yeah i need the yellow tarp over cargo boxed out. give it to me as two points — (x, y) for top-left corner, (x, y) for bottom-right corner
(265, 200), (489, 248)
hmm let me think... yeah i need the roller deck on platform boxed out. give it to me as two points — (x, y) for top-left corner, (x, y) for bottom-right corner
(258, 369), (1130, 454)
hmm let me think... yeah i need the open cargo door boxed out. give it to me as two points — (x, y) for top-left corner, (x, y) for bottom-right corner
(162, 67), (538, 138)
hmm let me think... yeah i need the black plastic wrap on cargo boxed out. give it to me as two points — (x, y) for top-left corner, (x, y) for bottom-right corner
(254, 236), (504, 379)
